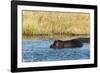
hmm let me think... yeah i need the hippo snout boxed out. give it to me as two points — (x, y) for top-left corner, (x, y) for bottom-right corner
(50, 45), (53, 48)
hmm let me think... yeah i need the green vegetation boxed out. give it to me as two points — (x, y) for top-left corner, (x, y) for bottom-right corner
(22, 11), (90, 40)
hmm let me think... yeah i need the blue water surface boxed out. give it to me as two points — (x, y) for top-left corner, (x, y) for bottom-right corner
(22, 40), (90, 62)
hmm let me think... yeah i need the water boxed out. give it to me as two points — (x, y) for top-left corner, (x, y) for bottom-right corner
(22, 40), (90, 62)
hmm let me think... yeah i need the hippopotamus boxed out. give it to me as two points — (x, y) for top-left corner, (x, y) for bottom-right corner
(50, 39), (83, 49)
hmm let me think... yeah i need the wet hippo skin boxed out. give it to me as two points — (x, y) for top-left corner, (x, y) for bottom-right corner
(50, 39), (83, 49)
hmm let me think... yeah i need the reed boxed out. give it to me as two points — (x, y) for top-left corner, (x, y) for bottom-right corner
(22, 11), (90, 40)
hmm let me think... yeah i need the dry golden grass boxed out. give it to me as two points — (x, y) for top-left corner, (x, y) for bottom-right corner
(22, 10), (90, 40)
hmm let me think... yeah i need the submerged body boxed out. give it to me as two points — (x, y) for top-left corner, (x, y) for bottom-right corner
(50, 39), (83, 49)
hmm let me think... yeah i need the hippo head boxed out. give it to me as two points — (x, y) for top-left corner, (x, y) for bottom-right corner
(50, 40), (64, 48)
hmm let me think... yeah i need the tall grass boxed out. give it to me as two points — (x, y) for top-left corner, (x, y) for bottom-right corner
(22, 11), (90, 40)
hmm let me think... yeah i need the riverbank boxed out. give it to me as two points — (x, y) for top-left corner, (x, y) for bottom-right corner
(23, 34), (90, 41)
